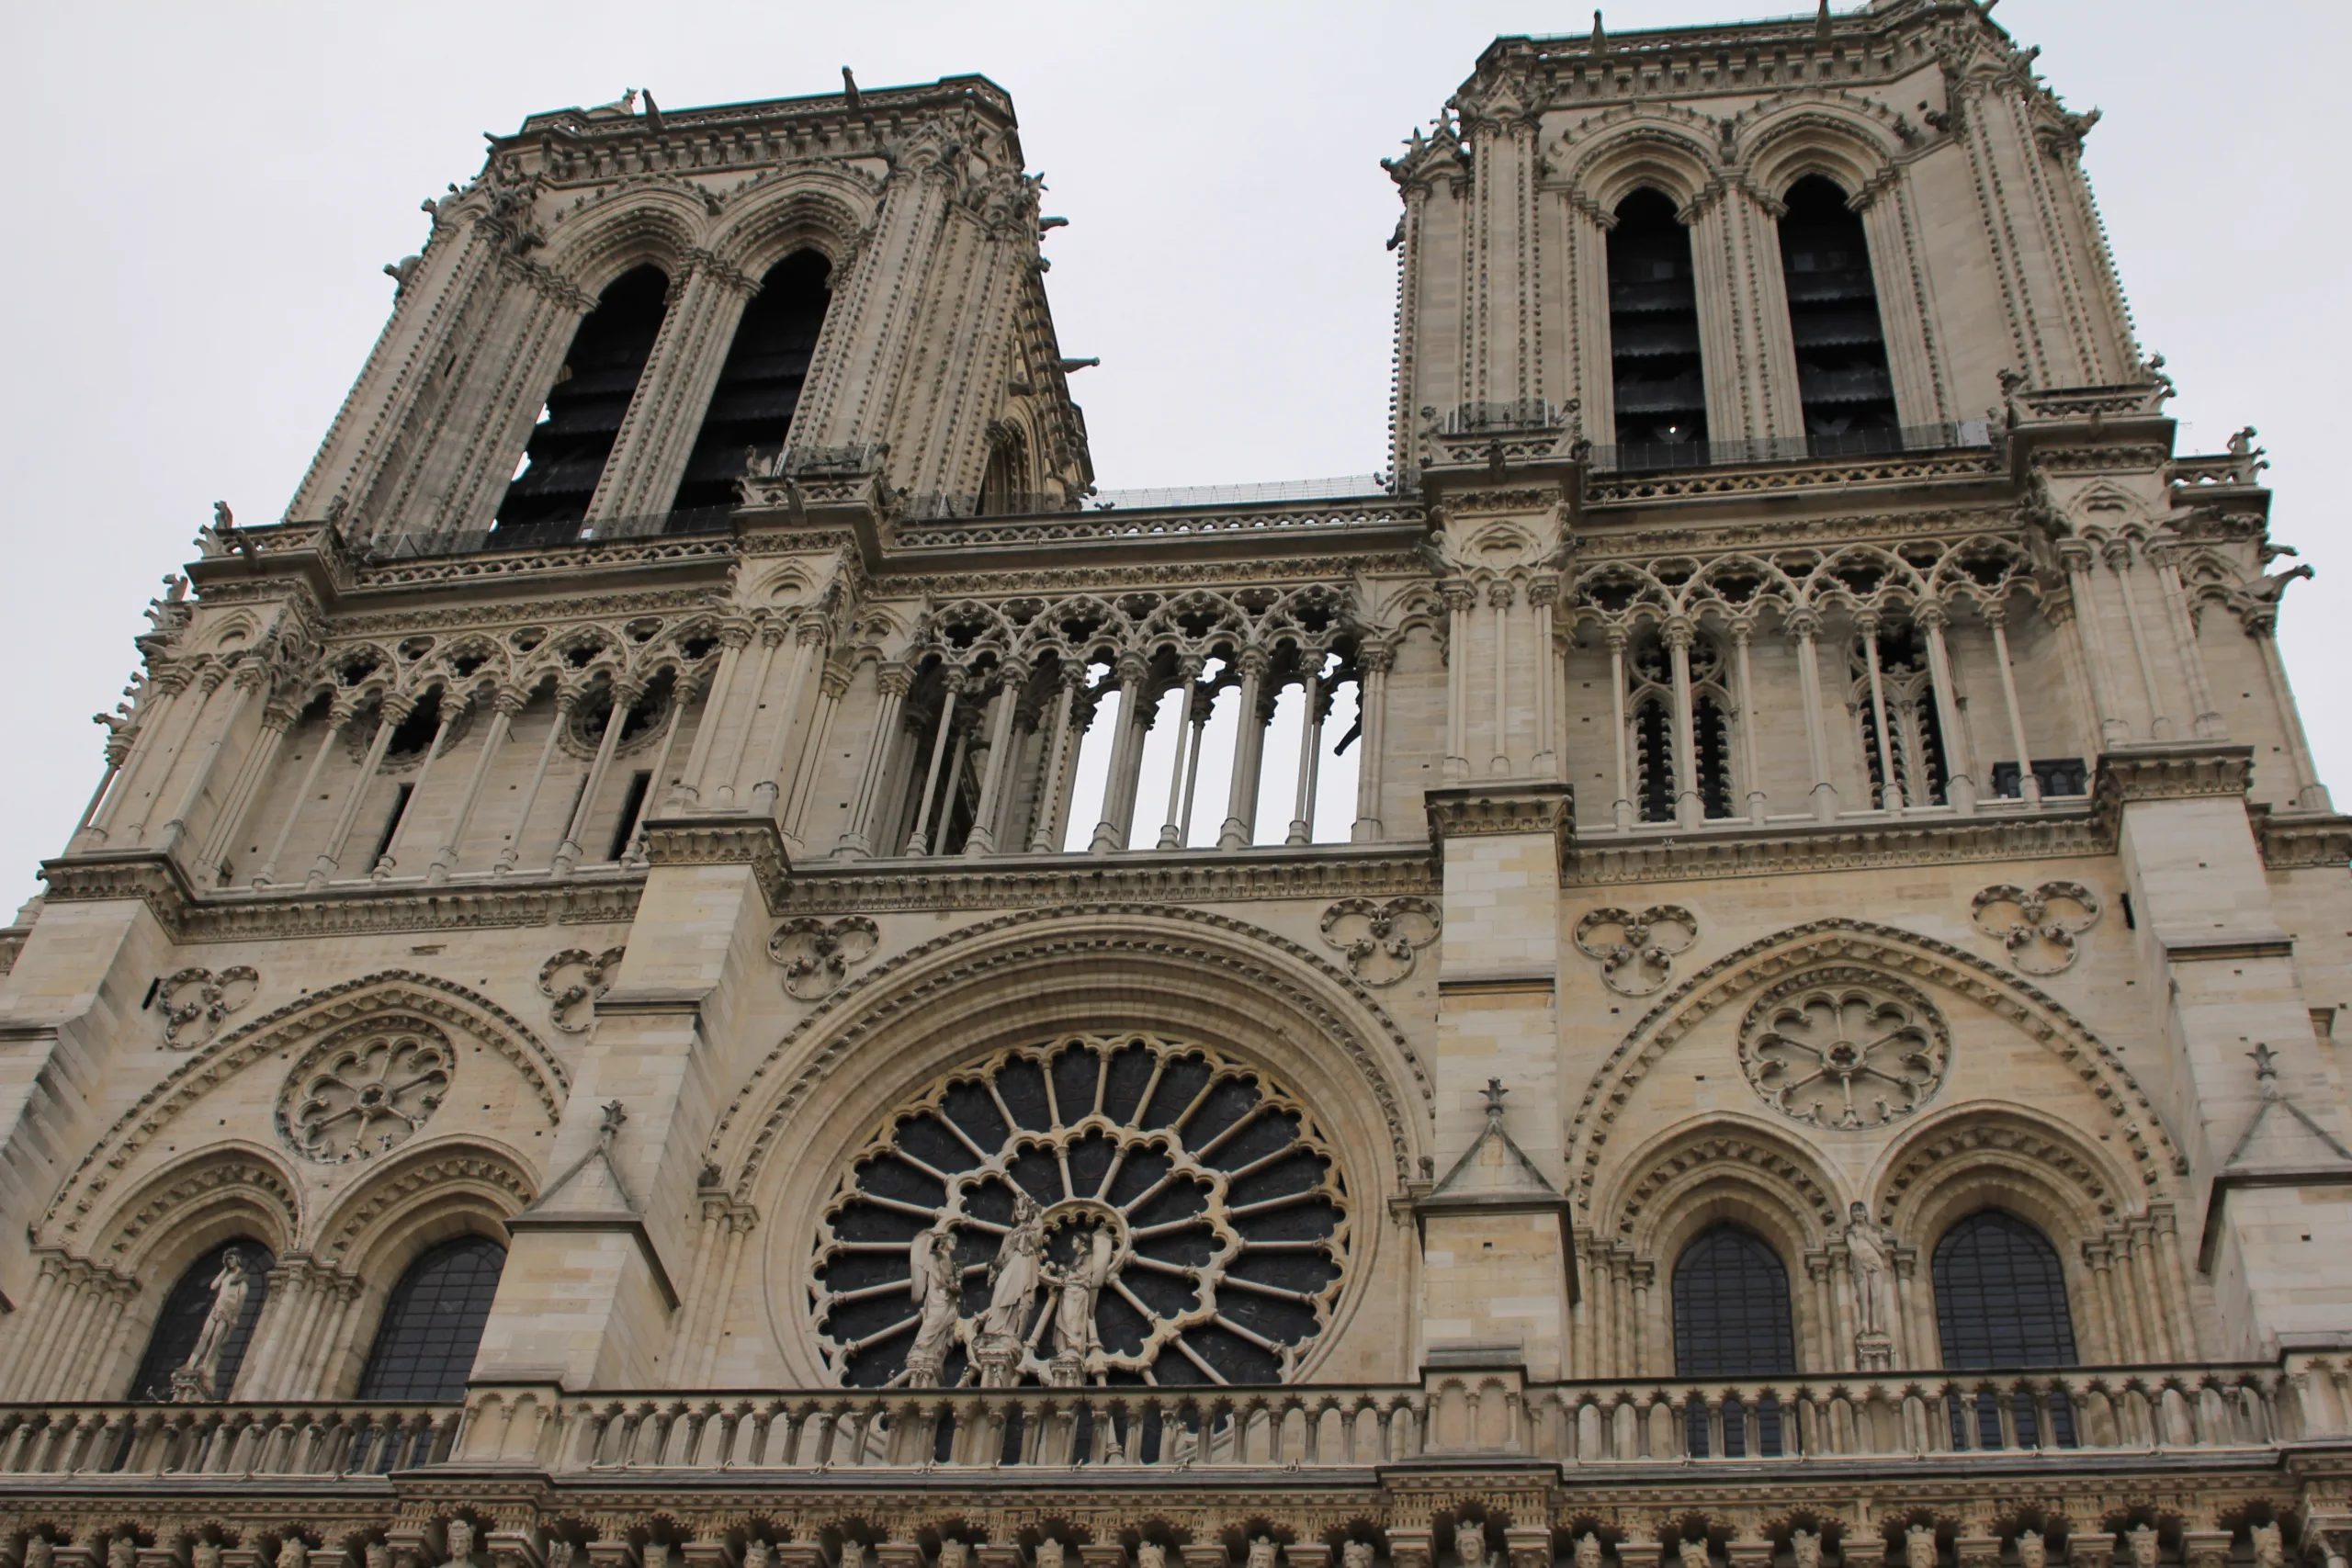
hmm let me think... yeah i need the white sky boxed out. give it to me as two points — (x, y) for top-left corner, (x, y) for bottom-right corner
(2, 0), (2345, 911)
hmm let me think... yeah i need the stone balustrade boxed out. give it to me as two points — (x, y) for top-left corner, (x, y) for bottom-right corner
(0, 1399), (459, 1479)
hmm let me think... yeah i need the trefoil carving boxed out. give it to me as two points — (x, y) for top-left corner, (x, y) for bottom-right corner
(539, 946), (626, 1034)
(156, 965), (259, 1048)
(1574, 906), (1699, 996)
(1972, 881), (2101, 975)
(1318, 897), (1440, 986)
(768, 916), (881, 1000)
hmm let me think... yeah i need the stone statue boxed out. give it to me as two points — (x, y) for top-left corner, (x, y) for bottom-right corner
(1845, 1202), (1896, 1339)
(906, 1224), (962, 1383)
(1046, 1223), (1115, 1360)
(27, 1540), (55, 1568)
(1250, 1542), (1279, 1568)
(1036, 1545), (1063, 1568)
(1791, 1533), (1820, 1568)
(1574, 1538), (1601, 1568)
(2252, 1526), (2283, 1568)
(838, 1545), (865, 1568)
(1138, 1547), (1167, 1568)
(1344, 1546), (1375, 1568)
(1458, 1534), (1487, 1568)
(109, 1538), (136, 1568)
(1679, 1542), (1709, 1568)
(180, 1249), (252, 1395)
(548, 1546), (577, 1568)
(980, 1194), (1045, 1342)
(278, 1540), (309, 1568)
(2015, 1536), (2045, 1568)
(1904, 1528), (1936, 1568)
(367, 1544), (390, 1568)
(647, 1546), (673, 1568)
(447, 1521), (477, 1567)
(196, 1544), (222, 1568)
(2124, 1529), (2157, 1568)
(936, 1547), (967, 1568)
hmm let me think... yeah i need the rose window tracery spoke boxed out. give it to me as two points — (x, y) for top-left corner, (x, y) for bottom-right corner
(1737, 971), (1949, 1130)
(813, 1033), (1350, 1390)
(277, 1028), (453, 1164)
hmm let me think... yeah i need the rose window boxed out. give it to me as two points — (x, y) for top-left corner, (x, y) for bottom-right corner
(277, 1025), (453, 1164)
(1737, 969), (1948, 1130)
(812, 1033), (1350, 1389)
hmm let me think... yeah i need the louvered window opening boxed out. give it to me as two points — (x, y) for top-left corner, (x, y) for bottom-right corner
(495, 265), (670, 533)
(1779, 176), (1899, 449)
(129, 1239), (276, 1402)
(357, 1236), (507, 1402)
(1935, 1210), (2081, 1449)
(1673, 1224), (1796, 1456)
(1608, 189), (1710, 459)
(1852, 623), (1951, 809)
(672, 250), (832, 514)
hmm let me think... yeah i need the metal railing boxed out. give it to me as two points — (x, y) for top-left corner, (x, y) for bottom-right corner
(1589, 420), (1993, 474)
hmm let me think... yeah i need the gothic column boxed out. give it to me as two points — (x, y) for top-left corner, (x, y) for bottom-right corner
(197, 688), (301, 886)
(1785, 610), (1838, 821)
(782, 660), (851, 840)
(747, 623), (827, 815)
(308, 694), (406, 888)
(1091, 654), (1152, 854)
(1915, 601), (1977, 813)
(838, 663), (912, 858)
(1026, 668), (1080, 853)
(2058, 541), (2129, 745)
(94, 664), (200, 844)
(1351, 643), (1392, 843)
(1607, 625), (1633, 831)
(904, 673), (966, 858)
(430, 684), (522, 882)
(965, 664), (1025, 856)
(1488, 581), (1514, 776)
(2150, 545), (2224, 740)
(1158, 658), (1206, 850)
(675, 621), (752, 807)
(2105, 537), (2174, 740)
(378, 689), (464, 876)
(586, 254), (760, 525)
(1529, 582), (1559, 778)
(1730, 617), (1767, 823)
(1286, 661), (1323, 845)
(553, 679), (636, 875)
(2248, 609), (2330, 810)
(1666, 618), (1701, 828)
(623, 675), (693, 865)
(1442, 586), (1473, 781)
(707, 622), (784, 811)
(1855, 612), (1903, 811)
(496, 688), (575, 874)
(127, 662), (228, 844)
(1983, 604), (2041, 804)
(1217, 649), (1272, 851)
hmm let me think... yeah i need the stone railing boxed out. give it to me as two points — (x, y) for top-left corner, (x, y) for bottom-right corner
(0, 1399), (461, 1479)
(451, 1361), (2303, 1473)
(888, 497), (1425, 551)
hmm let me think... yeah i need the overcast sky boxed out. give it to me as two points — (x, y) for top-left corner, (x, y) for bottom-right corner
(0, 1), (2342, 913)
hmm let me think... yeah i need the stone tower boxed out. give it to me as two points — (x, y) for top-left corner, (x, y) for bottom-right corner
(3, 6), (2350, 1567)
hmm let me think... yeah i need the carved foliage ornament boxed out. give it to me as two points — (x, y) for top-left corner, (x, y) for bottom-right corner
(277, 1019), (453, 1164)
(769, 916), (881, 1001)
(1319, 897), (1440, 986)
(156, 965), (258, 1048)
(539, 946), (625, 1034)
(1972, 881), (2101, 975)
(1739, 968), (1950, 1130)
(813, 1032), (1349, 1390)
(1574, 906), (1698, 996)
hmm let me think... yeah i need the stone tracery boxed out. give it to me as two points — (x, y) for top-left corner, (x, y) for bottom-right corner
(811, 1032), (1349, 1389)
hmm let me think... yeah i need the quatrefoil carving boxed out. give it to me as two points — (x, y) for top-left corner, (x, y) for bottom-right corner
(769, 917), (881, 1000)
(1972, 881), (2101, 975)
(1574, 906), (1699, 996)
(1319, 897), (1441, 986)
(538, 946), (625, 1033)
(156, 966), (258, 1048)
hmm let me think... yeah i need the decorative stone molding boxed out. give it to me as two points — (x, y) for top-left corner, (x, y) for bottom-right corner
(1737, 969), (1950, 1131)
(770, 848), (1438, 915)
(1425, 784), (1575, 853)
(538, 947), (626, 1033)
(1611, 1130), (1840, 1241)
(1971, 882), (2100, 975)
(277, 1021), (454, 1164)
(1319, 898), (1441, 987)
(767, 917), (880, 1000)
(155, 966), (259, 1048)
(40, 971), (566, 1243)
(2094, 744), (2254, 804)
(1566, 919), (2185, 1219)
(709, 905), (1432, 1198)
(1566, 807), (2110, 886)
(1573, 907), (1697, 997)
(2256, 811), (2352, 871)
(640, 818), (793, 911)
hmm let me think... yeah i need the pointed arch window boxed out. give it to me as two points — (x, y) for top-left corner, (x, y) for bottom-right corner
(1672, 1224), (1794, 1455)
(357, 1235), (506, 1401)
(130, 1239), (275, 1402)
(496, 265), (670, 535)
(1849, 619), (1950, 808)
(1935, 1210), (2079, 1447)
(671, 250), (833, 516)
(1778, 175), (1898, 452)
(978, 423), (1032, 516)
(1624, 630), (1736, 822)
(1607, 188), (1710, 461)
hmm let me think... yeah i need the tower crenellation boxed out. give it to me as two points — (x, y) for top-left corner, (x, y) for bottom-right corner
(3, 4), (2350, 1560)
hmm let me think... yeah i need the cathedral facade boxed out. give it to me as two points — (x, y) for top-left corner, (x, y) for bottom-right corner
(4, 4), (2352, 1568)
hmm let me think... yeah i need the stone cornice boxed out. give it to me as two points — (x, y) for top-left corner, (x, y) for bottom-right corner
(641, 817), (795, 913)
(37, 851), (639, 943)
(774, 845), (1439, 915)
(1425, 784), (1577, 859)
(2256, 810), (2352, 872)
(2096, 744), (2256, 805)
(1568, 805), (2112, 885)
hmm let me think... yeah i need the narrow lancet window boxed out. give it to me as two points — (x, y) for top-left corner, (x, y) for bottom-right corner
(672, 251), (832, 515)
(1607, 188), (1709, 458)
(1778, 176), (1898, 451)
(496, 265), (670, 534)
